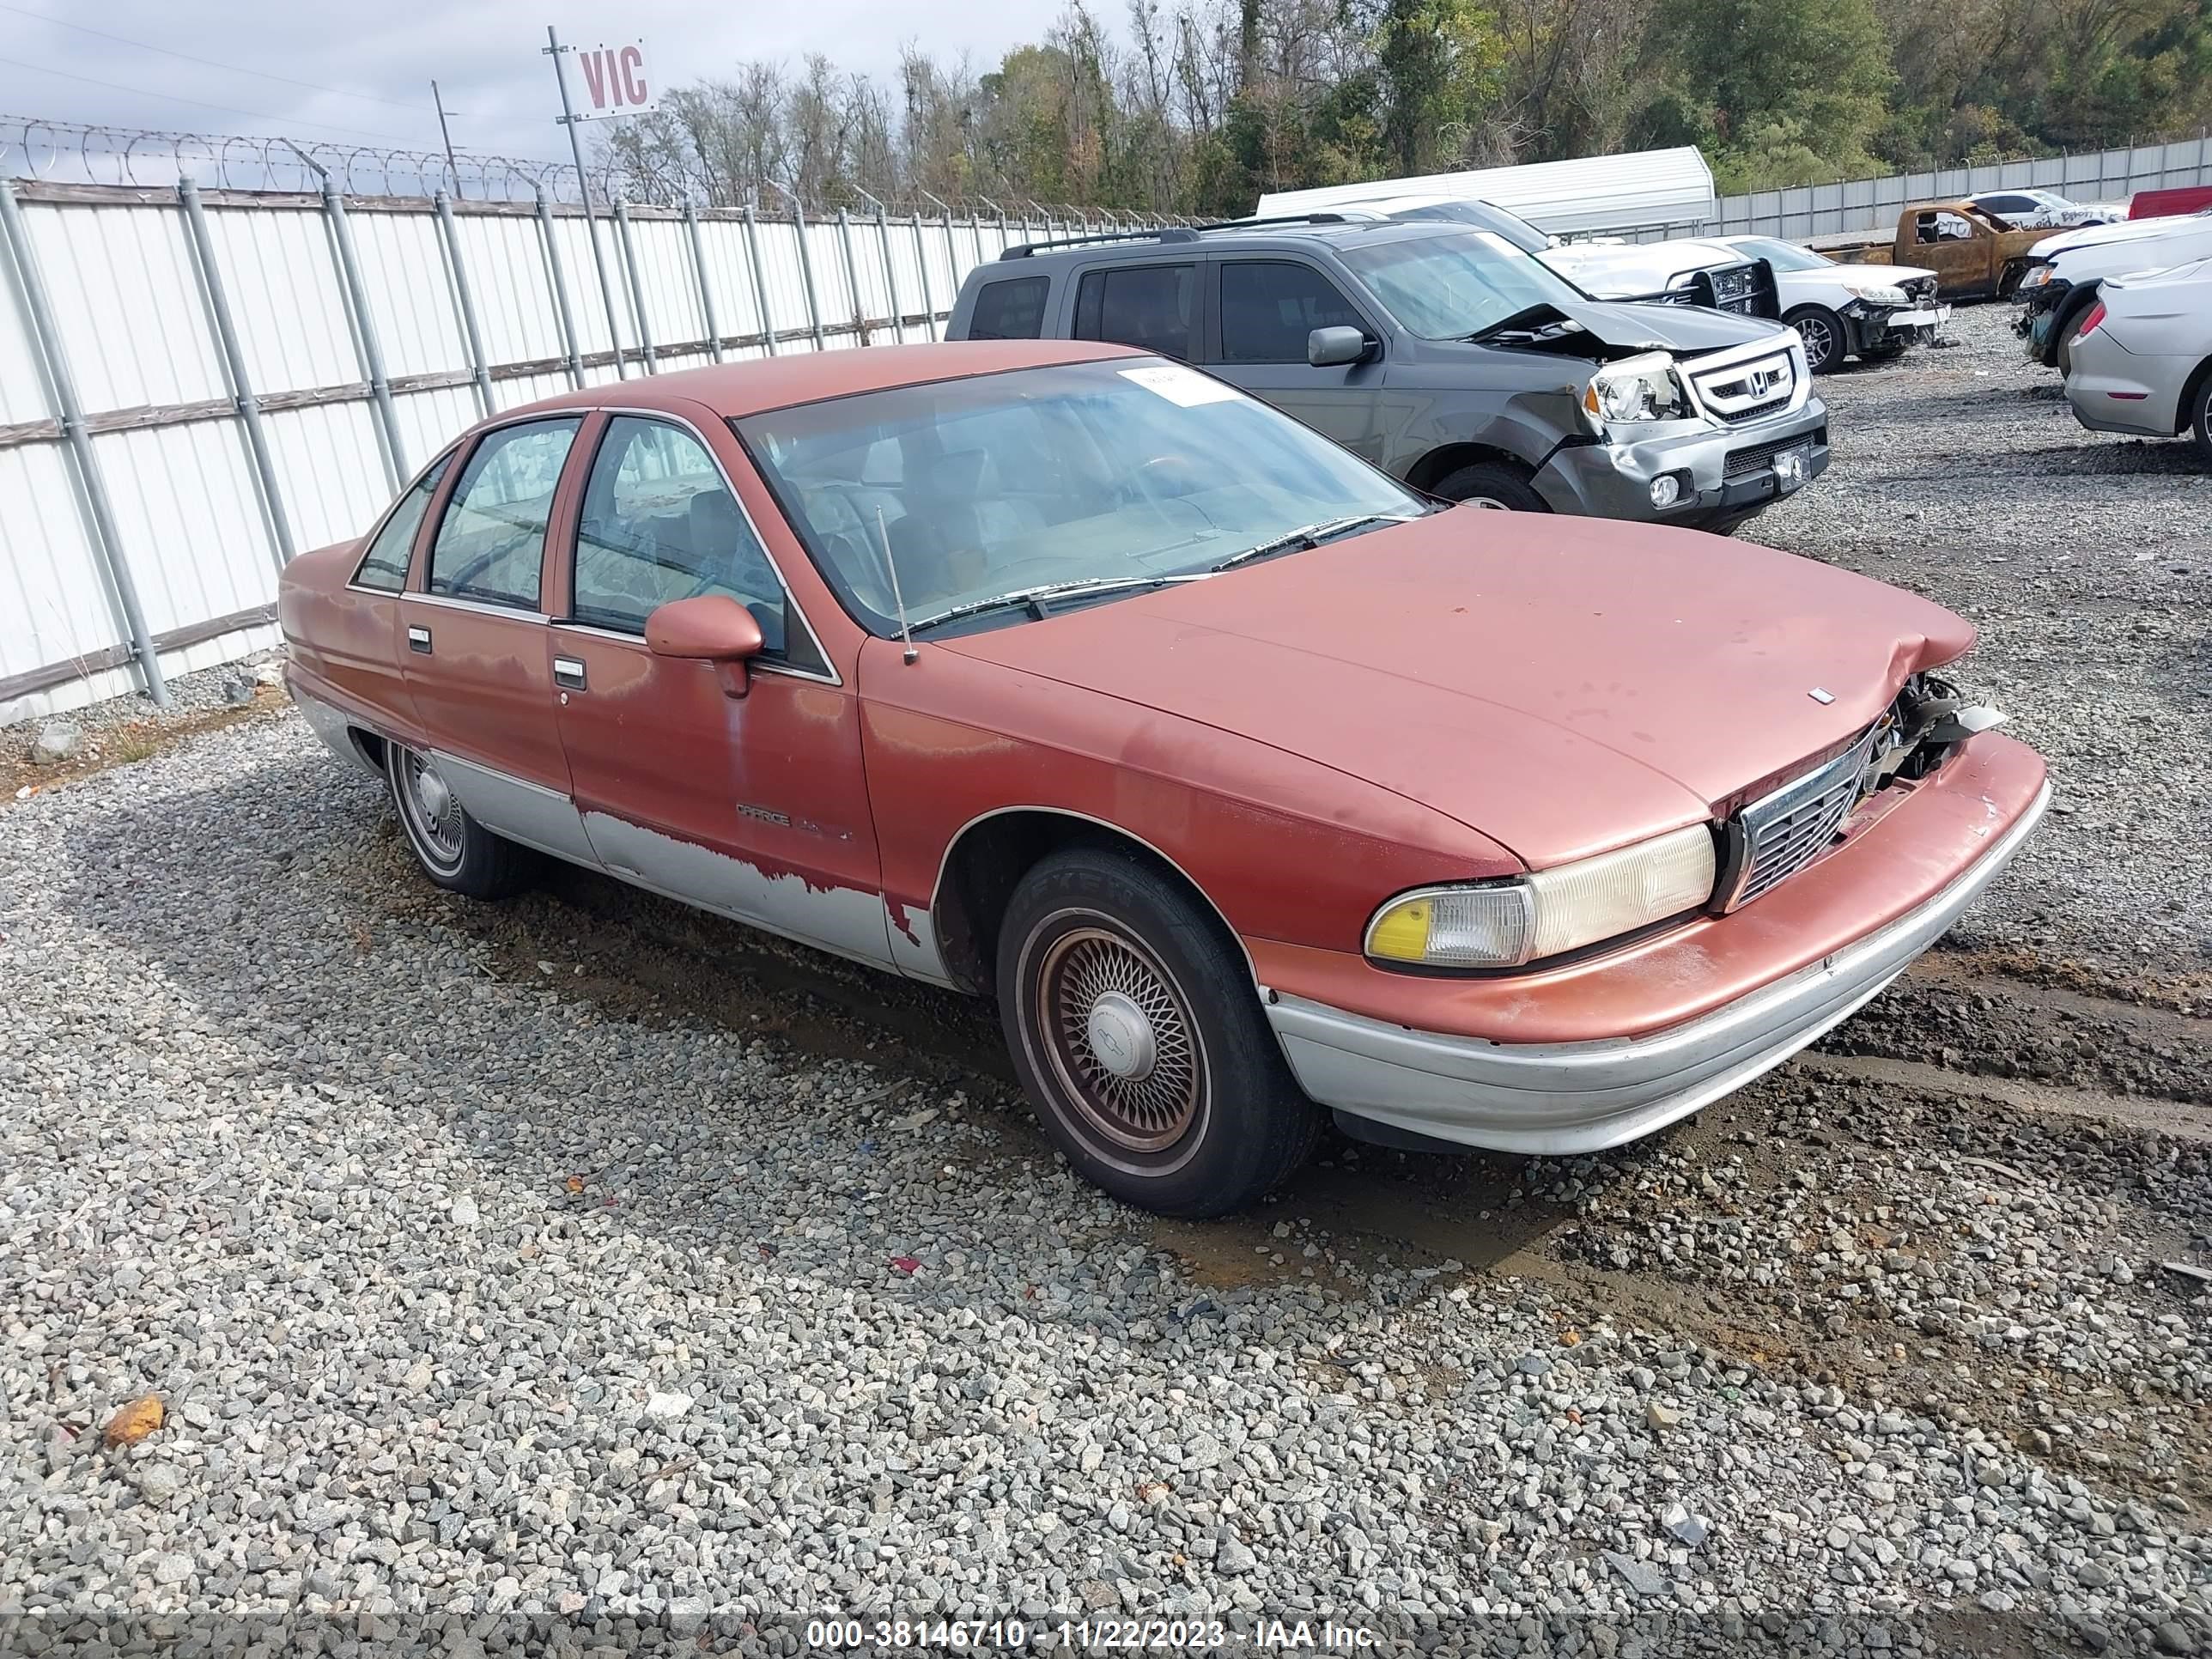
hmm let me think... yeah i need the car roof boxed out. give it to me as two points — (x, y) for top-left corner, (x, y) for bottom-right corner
(499, 338), (1144, 422)
(999, 217), (1462, 266)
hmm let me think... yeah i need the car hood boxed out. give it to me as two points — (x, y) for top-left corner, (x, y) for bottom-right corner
(2033, 214), (2205, 258)
(939, 512), (1975, 868)
(1461, 295), (1786, 357)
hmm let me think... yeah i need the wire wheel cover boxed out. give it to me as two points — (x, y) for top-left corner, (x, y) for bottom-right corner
(1036, 925), (1201, 1152)
(400, 750), (465, 869)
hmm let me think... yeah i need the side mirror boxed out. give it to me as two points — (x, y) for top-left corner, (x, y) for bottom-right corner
(646, 593), (764, 699)
(1307, 325), (1373, 368)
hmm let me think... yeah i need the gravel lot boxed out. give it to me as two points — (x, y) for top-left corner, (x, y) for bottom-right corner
(3, 306), (2209, 1658)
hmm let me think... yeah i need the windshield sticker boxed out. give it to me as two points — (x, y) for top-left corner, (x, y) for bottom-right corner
(1117, 364), (1242, 407)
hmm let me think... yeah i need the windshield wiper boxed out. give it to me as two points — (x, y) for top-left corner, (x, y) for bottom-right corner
(1209, 514), (1410, 575)
(1467, 302), (1576, 343)
(908, 573), (1209, 635)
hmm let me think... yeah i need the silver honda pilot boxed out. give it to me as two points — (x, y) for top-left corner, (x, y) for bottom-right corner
(945, 216), (1830, 532)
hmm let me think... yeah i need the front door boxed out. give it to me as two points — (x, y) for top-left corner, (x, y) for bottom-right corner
(397, 415), (597, 866)
(1206, 258), (1384, 462)
(1907, 210), (1996, 295)
(546, 412), (890, 967)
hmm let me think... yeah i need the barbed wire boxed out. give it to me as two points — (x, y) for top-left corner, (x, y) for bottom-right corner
(1, 114), (592, 201)
(0, 113), (1182, 228)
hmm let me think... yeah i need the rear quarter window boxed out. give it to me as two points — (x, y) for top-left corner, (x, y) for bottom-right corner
(967, 276), (1050, 339)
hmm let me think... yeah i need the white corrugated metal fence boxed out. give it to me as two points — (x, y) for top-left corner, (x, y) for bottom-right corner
(0, 177), (1077, 724)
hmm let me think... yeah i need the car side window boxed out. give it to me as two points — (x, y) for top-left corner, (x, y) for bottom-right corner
(1218, 260), (1366, 363)
(573, 416), (813, 668)
(1073, 263), (1195, 360)
(352, 451), (452, 592)
(426, 418), (580, 609)
(967, 276), (1049, 339)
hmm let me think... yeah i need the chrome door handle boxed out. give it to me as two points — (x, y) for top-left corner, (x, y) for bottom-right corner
(407, 625), (432, 654)
(553, 656), (586, 690)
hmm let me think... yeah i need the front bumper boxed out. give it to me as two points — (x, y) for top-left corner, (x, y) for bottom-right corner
(1264, 760), (2050, 1158)
(1846, 299), (1948, 354)
(1535, 397), (1831, 526)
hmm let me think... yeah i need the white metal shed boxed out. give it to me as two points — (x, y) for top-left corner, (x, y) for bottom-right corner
(1255, 147), (1717, 241)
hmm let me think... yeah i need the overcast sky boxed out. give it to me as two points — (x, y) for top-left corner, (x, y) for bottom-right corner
(0, 0), (1070, 167)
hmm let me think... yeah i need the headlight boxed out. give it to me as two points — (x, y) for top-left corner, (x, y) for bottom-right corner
(1364, 823), (1717, 969)
(1582, 352), (1689, 424)
(1844, 283), (1908, 306)
(2021, 264), (2052, 289)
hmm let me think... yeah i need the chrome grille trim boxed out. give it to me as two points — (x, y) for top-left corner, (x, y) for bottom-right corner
(1718, 728), (1878, 912)
(1689, 349), (1800, 425)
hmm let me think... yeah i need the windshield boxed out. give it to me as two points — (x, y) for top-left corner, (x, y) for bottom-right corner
(733, 359), (1425, 636)
(1340, 228), (1589, 339)
(1729, 236), (1835, 274)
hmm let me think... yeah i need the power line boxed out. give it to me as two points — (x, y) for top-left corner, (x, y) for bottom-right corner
(0, 2), (430, 112)
(0, 52), (427, 143)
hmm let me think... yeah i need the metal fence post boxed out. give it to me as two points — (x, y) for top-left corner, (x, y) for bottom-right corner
(535, 186), (586, 388)
(0, 178), (169, 706)
(176, 173), (295, 574)
(873, 206), (903, 343)
(683, 204), (724, 362)
(312, 170), (404, 492)
(770, 183), (825, 350)
(908, 211), (938, 341)
(742, 205), (777, 356)
(434, 191), (496, 417)
(612, 201), (658, 372)
(836, 209), (866, 344)
(921, 191), (955, 337)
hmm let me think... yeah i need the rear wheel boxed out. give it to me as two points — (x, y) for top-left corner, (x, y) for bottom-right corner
(1431, 461), (1547, 512)
(386, 742), (537, 899)
(1786, 305), (1846, 374)
(2191, 370), (2212, 465)
(996, 848), (1319, 1218)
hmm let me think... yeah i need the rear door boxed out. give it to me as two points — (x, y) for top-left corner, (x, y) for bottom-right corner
(1070, 259), (1203, 362)
(1204, 257), (1384, 461)
(397, 415), (597, 866)
(545, 409), (890, 968)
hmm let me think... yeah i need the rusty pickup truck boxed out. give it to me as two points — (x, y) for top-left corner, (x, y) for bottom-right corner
(1818, 203), (2052, 300)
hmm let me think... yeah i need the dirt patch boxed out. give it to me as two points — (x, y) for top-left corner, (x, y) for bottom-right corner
(3, 688), (288, 799)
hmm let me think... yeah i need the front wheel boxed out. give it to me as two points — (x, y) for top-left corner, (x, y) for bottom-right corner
(1787, 305), (1846, 374)
(996, 848), (1319, 1218)
(1431, 461), (1548, 511)
(386, 742), (537, 900)
(2191, 372), (2212, 465)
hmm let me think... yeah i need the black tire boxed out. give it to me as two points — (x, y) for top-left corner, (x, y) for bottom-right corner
(385, 741), (537, 900)
(2191, 369), (2212, 466)
(996, 847), (1320, 1218)
(1431, 461), (1547, 511)
(1861, 341), (1909, 362)
(2054, 296), (2099, 374)
(1787, 305), (1847, 374)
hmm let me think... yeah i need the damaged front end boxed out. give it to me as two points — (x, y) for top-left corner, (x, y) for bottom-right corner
(1714, 675), (2006, 914)
(1863, 673), (2008, 791)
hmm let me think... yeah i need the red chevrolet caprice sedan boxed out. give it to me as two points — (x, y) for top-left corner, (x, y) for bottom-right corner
(279, 340), (2049, 1217)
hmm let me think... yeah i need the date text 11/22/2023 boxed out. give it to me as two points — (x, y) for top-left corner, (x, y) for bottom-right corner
(803, 1617), (1383, 1650)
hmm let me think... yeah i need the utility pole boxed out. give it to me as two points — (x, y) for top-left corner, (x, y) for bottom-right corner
(431, 80), (462, 198)
(543, 24), (629, 378)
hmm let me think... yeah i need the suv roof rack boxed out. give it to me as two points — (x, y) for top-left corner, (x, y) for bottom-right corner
(997, 211), (1361, 260)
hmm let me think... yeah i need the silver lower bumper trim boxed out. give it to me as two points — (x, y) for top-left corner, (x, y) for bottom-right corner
(289, 680), (382, 779)
(1266, 781), (2050, 1157)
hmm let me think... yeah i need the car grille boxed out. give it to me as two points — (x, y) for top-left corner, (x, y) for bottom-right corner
(1691, 350), (1799, 425)
(1723, 428), (1826, 478)
(1721, 728), (1877, 910)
